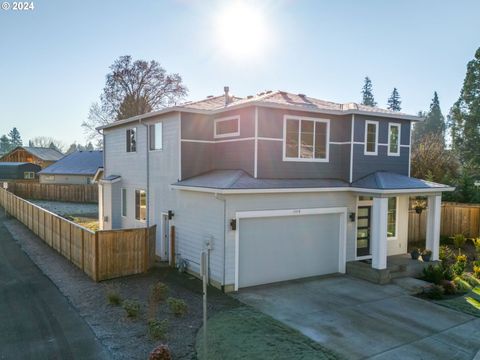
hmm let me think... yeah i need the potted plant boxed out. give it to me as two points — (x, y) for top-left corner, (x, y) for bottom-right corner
(410, 248), (420, 260)
(413, 199), (426, 214)
(422, 249), (432, 262)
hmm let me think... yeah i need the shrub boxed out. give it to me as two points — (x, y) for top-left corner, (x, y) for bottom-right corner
(150, 282), (169, 303)
(106, 286), (121, 306)
(453, 276), (472, 293)
(439, 245), (456, 266)
(440, 235), (453, 246)
(166, 297), (188, 317)
(452, 254), (467, 276)
(148, 344), (172, 360)
(424, 284), (444, 300)
(148, 319), (168, 340)
(440, 279), (457, 295)
(422, 264), (445, 285)
(474, 265), (480, 279)
(461, 273), (480, 288)
(122, 300), (141, 318)
(451, 234), (466, 249)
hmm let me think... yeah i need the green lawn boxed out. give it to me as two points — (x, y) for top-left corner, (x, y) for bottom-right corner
(434, 287), (480, 317)
(196, 306), (341, 360)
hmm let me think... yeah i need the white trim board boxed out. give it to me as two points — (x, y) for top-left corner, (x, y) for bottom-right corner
(234, 207), (347, 291)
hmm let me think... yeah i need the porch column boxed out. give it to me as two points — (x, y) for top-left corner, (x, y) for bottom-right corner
(426, 194), (441, 261)
(371, 197), (388, 269)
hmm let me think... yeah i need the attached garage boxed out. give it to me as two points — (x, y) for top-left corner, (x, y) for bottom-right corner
(235, 208), (347, 290)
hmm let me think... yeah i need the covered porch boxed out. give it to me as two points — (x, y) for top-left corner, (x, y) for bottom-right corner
(347, 172), (453, 284)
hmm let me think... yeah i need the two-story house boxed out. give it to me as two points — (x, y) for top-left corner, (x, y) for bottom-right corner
(98, 88), (453, 291)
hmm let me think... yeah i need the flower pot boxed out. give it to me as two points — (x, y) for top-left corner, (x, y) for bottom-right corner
(415, 207), (423, 214)
(410, 251), (420, 260)
(422, 254), (431, 262)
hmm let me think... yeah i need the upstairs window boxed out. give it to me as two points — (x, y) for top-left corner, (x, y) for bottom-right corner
(388, 123), (401, 156)
(284, 116), (329, 161)
(24, 172), (35, 179)
(135, 189), (146, 221)
(214, 116), (240, 138)
(387, 197), (397, 238)
(364, 121), (378, 155)
(126, 128), (136, 152)
(149, 122), (163, 151)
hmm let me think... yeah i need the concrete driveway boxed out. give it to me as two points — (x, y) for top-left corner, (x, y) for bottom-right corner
(234, 275), (480, 359)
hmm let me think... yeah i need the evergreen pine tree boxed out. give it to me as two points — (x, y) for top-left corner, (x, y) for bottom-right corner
(0, 135), (11, 154)
(361, 76), (377, 106)
(66, 143), (78, 155)
(387, 88), (402, 111)
(450, 47), (480, 165)
(413, 91), (446, 144)
(85, 142), (94, 151)
(7, 127), (22, 147)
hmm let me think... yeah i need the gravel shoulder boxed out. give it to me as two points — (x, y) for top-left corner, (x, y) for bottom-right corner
(3, 215), (239, 359)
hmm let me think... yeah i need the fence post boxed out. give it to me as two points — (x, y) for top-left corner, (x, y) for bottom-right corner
(144, 228), (149, 273)
(94, 231), (99, 282)
(170, 226), (176, 268)
(81, 230), (85, 271)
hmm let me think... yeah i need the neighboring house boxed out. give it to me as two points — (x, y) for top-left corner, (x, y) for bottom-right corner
(98, 88), (453, 292)
(38, 150), (103, 185)
(0, 162), (41, 181)
(0, 146), (64, 169)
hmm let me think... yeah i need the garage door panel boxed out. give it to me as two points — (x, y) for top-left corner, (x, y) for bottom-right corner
(239, 213), (340, 288)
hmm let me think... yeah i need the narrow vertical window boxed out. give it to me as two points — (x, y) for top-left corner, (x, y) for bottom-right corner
(150, 123), (163, 150)
(135, 189), (146, 221)
(126, 128), (136, 152)
(387, 197), (397, 238)
(364, 121), (378, 155)
(121, 188), (127, 217)
(388, 123), (400, 156)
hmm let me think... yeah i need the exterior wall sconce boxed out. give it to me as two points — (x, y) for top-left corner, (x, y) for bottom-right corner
(230, 219), (237, 230)
(168, 210), (175, 220)
(349, 212), (356, 222)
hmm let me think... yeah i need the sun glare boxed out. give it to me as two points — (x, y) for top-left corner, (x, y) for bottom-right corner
(214, 2), (269, 60)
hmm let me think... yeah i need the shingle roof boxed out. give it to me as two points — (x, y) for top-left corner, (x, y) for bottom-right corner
(0, 162), (31, 166)
(22, 146), (64, 161)
(39, 150), (103, 175)
(173, 170), (452, 193)
(351, 171), (450, 190)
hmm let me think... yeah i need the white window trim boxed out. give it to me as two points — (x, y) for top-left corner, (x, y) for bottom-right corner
(126, 127), (137, 153)
(388, 123), (401, 157)
(121, 188), (127, 218)
(282, 115), (330, 163)
(149, 122), (164, 152)
(214, 116), (240, 139)
(364, 120), (379, 156)
(24, 172), (35, 179)
(387, 196), (399, 240)
(135, 188), (147, 223)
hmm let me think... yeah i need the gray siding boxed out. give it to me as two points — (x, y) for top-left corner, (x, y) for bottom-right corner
(39, 174), (93, 184)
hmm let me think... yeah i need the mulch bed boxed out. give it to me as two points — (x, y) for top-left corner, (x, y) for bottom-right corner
(4, 216), (240, 359)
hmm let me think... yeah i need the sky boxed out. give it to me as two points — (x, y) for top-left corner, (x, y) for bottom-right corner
(0, 0), (479, 147)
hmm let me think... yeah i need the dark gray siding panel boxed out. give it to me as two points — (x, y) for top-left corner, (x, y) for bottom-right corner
(257, 141), (349, 180)
(213, 140), (255, 176)
(353, 115), (411, 145)
(181, 113), (213, 141)
(352, 144), (409, 181)
(181, 142), (213, 180)
(257, 107), (351, 142)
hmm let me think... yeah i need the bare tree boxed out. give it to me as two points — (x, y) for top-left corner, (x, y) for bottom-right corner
(411, 133), (459, 183)
(29, 136), (66, 153)
(82, 55), (188, 143)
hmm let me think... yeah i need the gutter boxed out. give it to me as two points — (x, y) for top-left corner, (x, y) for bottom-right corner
(140, 119), (150, 228)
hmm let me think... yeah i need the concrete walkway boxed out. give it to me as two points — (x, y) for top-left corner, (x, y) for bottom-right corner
(235, 275), (480, 359)
(0, 211), (110, 360)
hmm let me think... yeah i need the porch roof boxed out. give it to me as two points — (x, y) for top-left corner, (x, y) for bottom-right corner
(171, 170), (454, 195)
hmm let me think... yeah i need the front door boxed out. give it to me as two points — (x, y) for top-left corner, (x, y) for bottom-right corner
(357, 206), (371, 257)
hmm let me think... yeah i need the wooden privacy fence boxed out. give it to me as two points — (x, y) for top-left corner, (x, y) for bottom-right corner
(5, 182), (98, 203)
(0, 188), (155, 281)
(408, 202), (480, 242)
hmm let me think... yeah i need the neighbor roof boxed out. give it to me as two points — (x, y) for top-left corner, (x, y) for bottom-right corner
(99, 90), (422, 130)
(39, 150), (103, 176)
(21, 146), (64, 161)
(172, 170), (453, 194)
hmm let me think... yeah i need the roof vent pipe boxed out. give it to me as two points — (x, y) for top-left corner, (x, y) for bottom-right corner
(224, 86), (230, 106)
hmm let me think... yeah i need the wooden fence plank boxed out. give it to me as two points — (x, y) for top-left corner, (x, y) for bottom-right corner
(6, 182), (98, 203)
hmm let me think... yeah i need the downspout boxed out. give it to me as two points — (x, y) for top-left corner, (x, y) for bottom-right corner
(140, 120), (150, 228)
(215, 193), (227, 289)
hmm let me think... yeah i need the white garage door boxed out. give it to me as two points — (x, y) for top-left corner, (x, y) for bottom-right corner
(238, 211), (344, 289)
